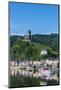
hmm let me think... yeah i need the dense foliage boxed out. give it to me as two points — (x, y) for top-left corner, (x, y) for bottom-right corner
(31, 33), (59, 52)
(10, 33), (59, 61)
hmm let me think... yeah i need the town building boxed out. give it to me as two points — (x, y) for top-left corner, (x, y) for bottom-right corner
(41, 49), (47, 55)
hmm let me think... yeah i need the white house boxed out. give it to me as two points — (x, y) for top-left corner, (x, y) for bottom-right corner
(41, 49), (47, 55)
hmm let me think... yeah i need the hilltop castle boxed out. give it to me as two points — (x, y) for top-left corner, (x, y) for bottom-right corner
(23, 30), (32, 41)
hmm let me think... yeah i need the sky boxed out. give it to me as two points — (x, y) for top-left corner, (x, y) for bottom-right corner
(9, 2), (59, 35)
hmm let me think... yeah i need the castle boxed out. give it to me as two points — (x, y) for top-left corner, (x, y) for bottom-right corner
(23, 30), (32, 41)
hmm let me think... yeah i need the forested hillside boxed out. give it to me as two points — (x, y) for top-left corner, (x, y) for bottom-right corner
(31, 33), (59, 52)
(10, 33), (59, 52)
(10, 33), (59, 61)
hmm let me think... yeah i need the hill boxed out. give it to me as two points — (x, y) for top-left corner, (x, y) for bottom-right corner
(10, 33), (59, 61)
(10, 33), (59, 52)
(31, 33), (59, 52)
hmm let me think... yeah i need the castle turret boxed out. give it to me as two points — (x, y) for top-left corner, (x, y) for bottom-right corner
(28, 30), (31, 40)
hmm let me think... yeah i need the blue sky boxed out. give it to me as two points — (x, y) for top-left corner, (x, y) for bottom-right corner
(9, 2), (59, 35)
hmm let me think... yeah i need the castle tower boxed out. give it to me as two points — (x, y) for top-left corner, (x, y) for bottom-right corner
(28, 30), (31, 40)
